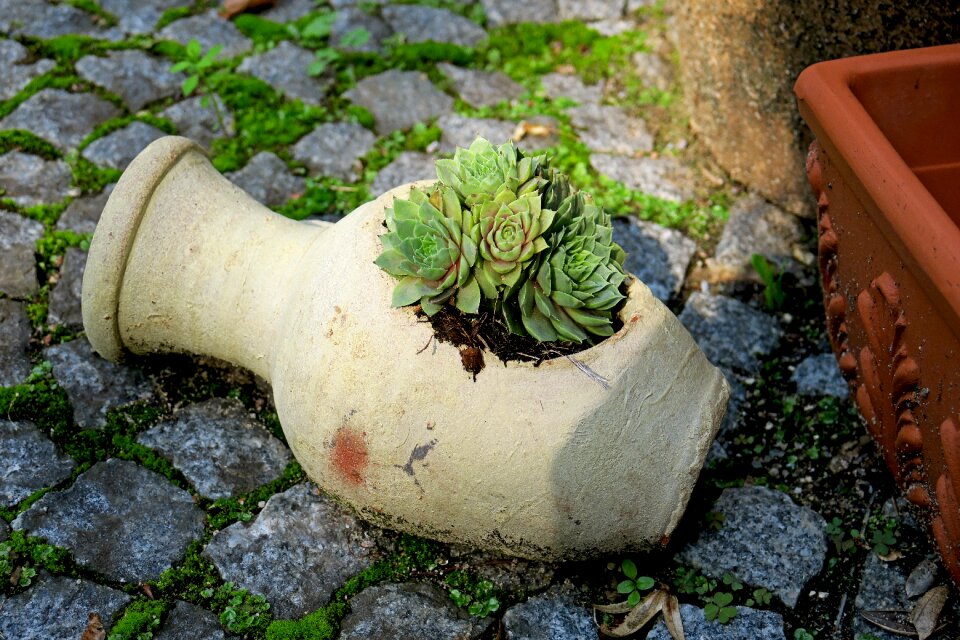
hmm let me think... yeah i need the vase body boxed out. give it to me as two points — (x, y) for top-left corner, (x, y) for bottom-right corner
(796, 44), (960, 584)
(83, 136), (728, 560)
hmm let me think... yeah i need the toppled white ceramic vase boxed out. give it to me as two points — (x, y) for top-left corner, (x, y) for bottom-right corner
(82, 136), (728, 561)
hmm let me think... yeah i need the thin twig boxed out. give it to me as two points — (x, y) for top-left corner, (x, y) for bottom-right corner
(834, 592), (848, 633)
(416, 335), (433, 355)
(566, 356), (610, 390)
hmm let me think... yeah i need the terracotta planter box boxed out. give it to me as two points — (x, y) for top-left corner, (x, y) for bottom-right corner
(795, 44), (960, 583)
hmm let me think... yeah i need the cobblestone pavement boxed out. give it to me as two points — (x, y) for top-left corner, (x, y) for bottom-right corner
(0, 1), (953, 639)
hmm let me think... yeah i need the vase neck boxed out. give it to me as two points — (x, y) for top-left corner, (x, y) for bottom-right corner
(114, 149), (328, 381)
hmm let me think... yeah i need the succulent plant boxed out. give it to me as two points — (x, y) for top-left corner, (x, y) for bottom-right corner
(513, 192), (627, 343)
(473, 185), (555, 300)
(435, 137), (546, 207)
(374, 185), (481, 315)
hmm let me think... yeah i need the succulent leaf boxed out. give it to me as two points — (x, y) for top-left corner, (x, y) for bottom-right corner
(435, 137), (547, 208)
(512, 192), (627, 343)
(375, 184), (480, 315)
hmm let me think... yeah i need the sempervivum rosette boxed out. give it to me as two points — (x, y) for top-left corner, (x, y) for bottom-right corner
(374, 184), (481, 315)
(515, 192), (627, 343)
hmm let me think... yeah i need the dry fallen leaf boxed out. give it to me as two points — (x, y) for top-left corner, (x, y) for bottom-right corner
(910, 585), (949, 640)
(220, 0), (275, 19)
(595, 589), (684, 639)
(861, 609), (917, 636)
(511, 121), (555, 142)
(80, 612), (106, 640)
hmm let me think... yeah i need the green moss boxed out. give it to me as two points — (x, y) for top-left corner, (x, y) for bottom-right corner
(153, 540), (222, 601)
(205, 461), (307, 530)
(234, 14), (293, 47)
(264, 534), (443, 639)
(63, 0), (118, 25)
(0, 199), (69, 227)
(0, 363), (73, 439)
(107, 599), (169, 640)
(0, 530), (76, 595)
(155, 545), (274, 635)
(155, 5), (195, 30)
(71, 155), (122, 194)
(37, 230), (92, 270)
(0, 130), (62, 160)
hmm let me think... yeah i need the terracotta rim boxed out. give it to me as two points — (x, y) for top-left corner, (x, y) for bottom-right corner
(794, 44), (960, 332)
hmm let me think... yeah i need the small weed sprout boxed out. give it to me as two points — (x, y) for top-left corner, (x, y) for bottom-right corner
(751, 253), (786, 310)
(169, 39), (229, 137)
(703, 591), (737, 623)
(616, 559), (655, 606)
(447, 577), (500, 617)
(795, 628), (816, 640)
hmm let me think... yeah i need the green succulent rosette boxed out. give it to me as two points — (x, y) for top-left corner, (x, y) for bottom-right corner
(514, 192), (627, 343)
(435, 137), (546, 208)
(374, 184), (481, 316)
(472, 185), (555, 300)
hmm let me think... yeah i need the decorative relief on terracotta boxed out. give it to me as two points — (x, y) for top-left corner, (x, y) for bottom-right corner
(808, 143), (930, 510)
(934, 418), (960, 570)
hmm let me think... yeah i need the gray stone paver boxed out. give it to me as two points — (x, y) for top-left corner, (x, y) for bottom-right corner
(714, 194), (803, 273)
(56, 183), (115, 235)
(13, 459), (206, 582)
(154, 600), (229, 640)
(82, 121), (166, 170)
(99, 0), (192, 35)
(558, 0), (624, 20)
(0, 573), (130, 640)
(47, 247), (86, 327)
(226, 151), (306, 208)
(679, 292), (782, 375)
(381, 5), (488, 47)
(647, 604), (785, 639)
(237, 41), (331, 105)
(614, 215), (696, 302)
(204, 483), (377, 619)
(160, 96), (234, 148)
(331, 8), (393, 52)
(371, 151), (437, 196)
(481, 0), (560, 26)
(291, 122), (376, 182)
(679, 486), (827, 608)
(0, 40), (56, 101)
(793, 353), (848, 397)
(0, 297), (32, 386)
(568, 103), (653, 155)
(0, 211), (44, 298)
(345, 70), (454, 135)
(0, 519), (9, 542)
(540, 72), (605, 104)
(502, 586), (596, 640)
(0, 151), (72, 207)
(157, 10), (252, 59)
(437, 114), (518, 154)
(339, 583), (491, 640)
(0, 89), (122, 152)
(0, 420), (75, 507)
(590, 153), (694, 201)
(138, 397), (291, 499)
(0, 0), (118, 40)
(437, 63), (526, 109)
(77, 49), (185, 111)
(45, 338), (153, 429)
(262, 0), (317, 23)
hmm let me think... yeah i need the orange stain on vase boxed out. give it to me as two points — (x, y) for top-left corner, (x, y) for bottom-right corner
(331, 427), (368, 486)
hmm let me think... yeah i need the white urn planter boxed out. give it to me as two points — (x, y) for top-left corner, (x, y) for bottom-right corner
(82, 136), (728, 561)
